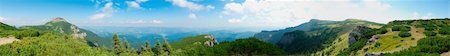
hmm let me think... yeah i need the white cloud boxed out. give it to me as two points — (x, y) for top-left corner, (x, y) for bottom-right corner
(188, 13), (197, 19)
(222, 0), (399, 27)
(423, 13), (433, 19)
(412, 12), (434, 19)
(130, 20), (147, 24)
(152, 20), (162, 24)
(412, 12), (420, 19)
(91, 2), (115, 20)
(0, 16), (5, 22)
(136, 0), (148, 3)
(228, 18), (242, 23)
(166, 0), (214, 10)
(126, 1), (142, 9)
(224, 3), (244, 14)
(126, 0), (149, 9)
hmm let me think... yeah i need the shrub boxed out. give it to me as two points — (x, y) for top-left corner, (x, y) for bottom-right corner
(400, 27), (411, 31)
(392, 26), (410, 31)
(398, 31), (411, 37)
(374, 42), (381, 47)
(439, 27), (450, 35)
(424, 27), (436, 31)
(378, 29), (388, 34)
(392, 26), (402, 31)
(424, 31), (437, 36)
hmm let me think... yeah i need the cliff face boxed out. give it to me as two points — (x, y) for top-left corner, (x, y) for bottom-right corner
(70, 25), (87, 39)
(203, 35), (218, 47)
(348, 26), (370, 47)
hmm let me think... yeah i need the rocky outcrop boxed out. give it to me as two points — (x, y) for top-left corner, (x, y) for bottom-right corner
(71, 25), (87, 39)
(203, 35), (218, 47)
(348, 26), (370, 47)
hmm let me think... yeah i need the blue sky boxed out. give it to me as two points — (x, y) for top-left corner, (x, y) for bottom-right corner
(0, 0), (448, 29)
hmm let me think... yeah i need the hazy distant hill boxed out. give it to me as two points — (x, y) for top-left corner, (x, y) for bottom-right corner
(81, 26), (256, 49)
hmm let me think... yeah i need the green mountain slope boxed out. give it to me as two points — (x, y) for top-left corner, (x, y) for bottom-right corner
(0, 21), (113, 55)
(0, 22), (40, 39)
(171, 34), (286, 55)
(19, 17), (107, 47)
(255, 19), (384, 54)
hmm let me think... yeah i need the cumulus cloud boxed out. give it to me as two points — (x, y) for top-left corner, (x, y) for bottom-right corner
(228, 18), (242, 23)
(413, 12), (420, 19)
(126, 1), (142, 9)
(124, 20), (162, 24)
(413, 12), (434, 19)
(152, 20), (162, 24)
(0, 16), (5, 22)
(222, 0), (399, 27)
(130, 20), (147, 24)
(166, 0), (214, 10)
(188, 13), (197, 19)
(91, 1), (115, 20)
(136, 0), (149, 3)
(126, 0), (148, 9)
(223, 3), (244, 14)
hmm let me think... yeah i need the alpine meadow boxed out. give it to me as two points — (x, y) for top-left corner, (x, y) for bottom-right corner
(0, 0), (449, 56)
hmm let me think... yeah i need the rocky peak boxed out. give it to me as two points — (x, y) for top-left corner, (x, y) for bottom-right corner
(203, 35), (218, 47)
(50, 17), (66, 22)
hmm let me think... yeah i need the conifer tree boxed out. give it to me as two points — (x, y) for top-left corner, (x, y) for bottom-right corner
(155, 40), (167, 56)
(141, 41), (154, 56)
(112, 33), (123, 54)
(123, 38), (132, 52)
(162, 38), (173, 55)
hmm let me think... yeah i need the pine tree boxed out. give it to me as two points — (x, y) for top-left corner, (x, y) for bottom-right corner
(112, 33), (123, 54)
(162, 38), (173, 55)
(141, 41), (154, 56)
(155, 40), (167, 56)
(123, 38), (132, 52)
(121, 38), (139, 56)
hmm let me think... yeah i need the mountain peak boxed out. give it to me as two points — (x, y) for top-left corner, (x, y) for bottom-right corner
(50, 17), (66, 22)
(344, 19), (366, 22)
(309, 19), (321, 22)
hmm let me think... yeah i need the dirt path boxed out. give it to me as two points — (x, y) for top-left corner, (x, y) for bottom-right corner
(442, 51), (450, 56)
(0, 37), (19, 45)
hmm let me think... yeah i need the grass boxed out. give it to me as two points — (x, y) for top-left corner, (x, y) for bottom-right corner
(315, 32), (350, 56)
(366, 24), (425, 53)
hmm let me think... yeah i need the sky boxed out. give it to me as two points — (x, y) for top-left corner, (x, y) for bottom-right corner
(0, 0), (449, 29)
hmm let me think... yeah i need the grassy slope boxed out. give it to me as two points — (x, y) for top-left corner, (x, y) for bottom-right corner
(171, 34), (211, 49)
(314, 19), (384, 56)
(348, 19), (450, 56)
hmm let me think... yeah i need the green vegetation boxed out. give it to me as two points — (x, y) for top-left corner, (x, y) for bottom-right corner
(398, 31), (411, 37)
(439, 27), (450, 35)
(424, 31), (437, 36)
(172, 35), (286, 55)
(0, 22), (41, 39)
(140, 41), (154, 56)
(0, 32), (114, 56)
(385, 36), (450, 56)
(378, 28), (388, 34)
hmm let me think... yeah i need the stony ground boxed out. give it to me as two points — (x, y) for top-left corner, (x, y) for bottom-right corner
(0, 37), (19, 45)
